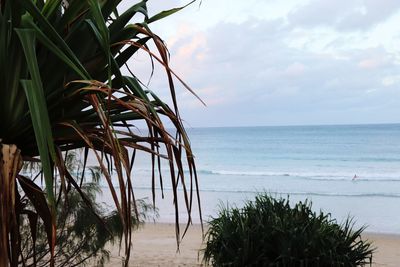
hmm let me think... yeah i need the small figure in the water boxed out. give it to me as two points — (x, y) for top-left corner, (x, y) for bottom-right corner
(352, 174), (358, 180)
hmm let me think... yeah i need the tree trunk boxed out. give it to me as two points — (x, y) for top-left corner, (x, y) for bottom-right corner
(0, 143), (23, 267)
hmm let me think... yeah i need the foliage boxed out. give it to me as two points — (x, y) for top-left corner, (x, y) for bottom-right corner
(203, 194), (374, 267)
(0, 1), (200, 266)
(20, 151), (158, 267)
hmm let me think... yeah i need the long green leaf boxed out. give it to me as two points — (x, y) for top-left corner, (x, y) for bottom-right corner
(29, 21), (90, 79)
(42, 0), (62, 18)
(146, 1), (195, 24)
(17, 0), (91, 79)
(16, 29), (56, 209)
(108, 1), (147, 34)
(88, 0), (111, 84)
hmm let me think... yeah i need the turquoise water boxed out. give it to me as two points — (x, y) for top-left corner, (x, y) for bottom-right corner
(102, 124), (400, 233)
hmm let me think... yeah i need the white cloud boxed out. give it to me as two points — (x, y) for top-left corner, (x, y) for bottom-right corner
(288, 0), (400, 30)
(382, 75), (400, 87)
(285, 62), (307, 76)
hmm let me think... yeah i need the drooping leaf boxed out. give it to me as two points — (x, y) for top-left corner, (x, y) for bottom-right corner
(18, 175), (53, 256)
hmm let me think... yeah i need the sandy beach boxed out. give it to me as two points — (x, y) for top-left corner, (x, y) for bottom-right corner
(106, 223), (205, 267)
(364, 232), (400, 267)
(105, 223), (400, 267)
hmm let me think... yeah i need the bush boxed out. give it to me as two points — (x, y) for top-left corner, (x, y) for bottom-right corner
(203, 194), (374, 267)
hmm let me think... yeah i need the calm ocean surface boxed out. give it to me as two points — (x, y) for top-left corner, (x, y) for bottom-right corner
(100, 124), (400, 234)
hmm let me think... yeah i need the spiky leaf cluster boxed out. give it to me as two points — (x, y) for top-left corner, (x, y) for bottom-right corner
(203, 194), (374, 267)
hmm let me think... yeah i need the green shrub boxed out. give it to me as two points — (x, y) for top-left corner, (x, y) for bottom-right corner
(203, 194), (374, 267)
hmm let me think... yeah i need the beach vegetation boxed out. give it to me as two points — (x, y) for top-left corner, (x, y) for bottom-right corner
(0, 1), (200, 266)
(20, 151), (158, 266)
(203, 194), (374, 267)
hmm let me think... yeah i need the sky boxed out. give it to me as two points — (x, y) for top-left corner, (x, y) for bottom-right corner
(126, 0), (400, 127)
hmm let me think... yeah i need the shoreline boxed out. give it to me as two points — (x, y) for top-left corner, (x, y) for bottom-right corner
(105, 223), (400, 267)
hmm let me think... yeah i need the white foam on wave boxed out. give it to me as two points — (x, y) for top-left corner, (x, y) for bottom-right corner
(196, 169), (400, 182)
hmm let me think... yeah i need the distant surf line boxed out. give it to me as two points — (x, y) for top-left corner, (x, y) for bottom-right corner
(127, 168), (400, 182)
(195, 169), (400, 182)
(122, 186), (400, 199)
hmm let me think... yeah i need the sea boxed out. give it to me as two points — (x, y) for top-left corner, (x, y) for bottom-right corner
(99, 123), (400, 234)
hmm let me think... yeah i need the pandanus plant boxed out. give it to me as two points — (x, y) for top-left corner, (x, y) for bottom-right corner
(0, 0), (201, 266)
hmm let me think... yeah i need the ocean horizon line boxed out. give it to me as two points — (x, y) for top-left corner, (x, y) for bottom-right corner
(184, 122), (400, 130)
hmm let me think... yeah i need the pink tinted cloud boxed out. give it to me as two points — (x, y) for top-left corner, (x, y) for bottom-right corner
(166, 24), (208, 76)
(358, 58), (387, 69)
(176, 34), (207, 59)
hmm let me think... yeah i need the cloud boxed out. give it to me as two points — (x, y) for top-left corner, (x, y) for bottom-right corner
(288, 0), (400, 30)
(285, 62), (307, 76)
(164, 16), (400, 126)
(120, 1), (400, 127)
(358, 58), (385, 69)
(382, 75), (400, 87)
